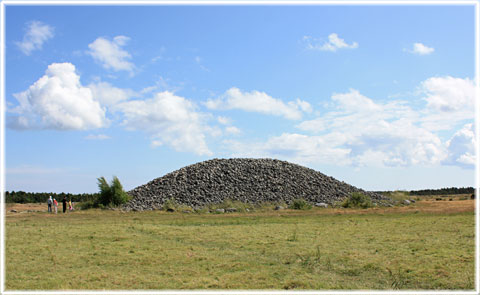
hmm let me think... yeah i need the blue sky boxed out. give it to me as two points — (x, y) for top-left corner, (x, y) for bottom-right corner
(4, 3), (476, 193)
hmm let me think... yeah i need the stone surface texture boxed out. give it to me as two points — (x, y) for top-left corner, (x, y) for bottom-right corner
(123, 158), (390, 211)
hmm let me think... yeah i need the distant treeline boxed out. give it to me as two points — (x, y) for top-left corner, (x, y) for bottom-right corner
(375, 187), (475, 196)
(5, 191), (100, 204)
(409, 187), (475, 196)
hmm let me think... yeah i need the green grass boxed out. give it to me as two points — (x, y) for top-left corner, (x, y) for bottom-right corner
(6, 204), (474, 290)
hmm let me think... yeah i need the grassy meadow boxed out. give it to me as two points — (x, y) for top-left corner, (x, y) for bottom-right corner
(5, 198), (475, 290)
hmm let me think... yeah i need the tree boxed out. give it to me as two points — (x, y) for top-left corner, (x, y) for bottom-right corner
(97, 176), (130, 207)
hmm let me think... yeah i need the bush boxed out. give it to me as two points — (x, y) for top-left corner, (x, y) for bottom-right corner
(80, 200), (96, 210)
(387, 190), (410, 202)
(79, 200), (104, 210)
(289, 199), (312, 210)
(162, 198), (177, 211)
(341, 192), (373, 209)
(96, 176), (130, 207)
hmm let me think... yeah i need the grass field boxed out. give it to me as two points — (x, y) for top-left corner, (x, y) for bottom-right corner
(5, 198), (475, 290)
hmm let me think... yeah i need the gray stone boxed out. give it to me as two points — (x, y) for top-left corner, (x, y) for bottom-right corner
(122, 158), (391, 211)
(403, 200), (411, 205)
(315, 202), (328, 208)
(225, 208), (237, 212)
(215, 208), (225, 213)
(274, 206), (285, 210)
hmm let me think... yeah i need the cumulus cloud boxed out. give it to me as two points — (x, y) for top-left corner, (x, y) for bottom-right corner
(421, 76), (474, 113)
(411, 42), (435, 55)
(88, 81), (136, 106)
(419, 76), (475, 131)
(294, 76), (476, 169)
(8, 63), (108, 130)
(443, 123), (476, 168)
(206, 87), (311, 120)
(116, 91), (212, 156)
(15, 21), (54, 55)
(295, 89), (446, 167)
(87, 36), (135, 73)
(304, 33), (358, 52)
(218, 79), (474, 168)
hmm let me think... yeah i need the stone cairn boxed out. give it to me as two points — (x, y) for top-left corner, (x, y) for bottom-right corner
(123, 158), (390, 211)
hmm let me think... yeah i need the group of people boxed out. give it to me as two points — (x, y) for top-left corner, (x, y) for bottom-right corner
(47, 196), (74, 214)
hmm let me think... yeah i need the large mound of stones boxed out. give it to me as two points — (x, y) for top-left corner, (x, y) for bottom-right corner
(124, 158), (390, 211)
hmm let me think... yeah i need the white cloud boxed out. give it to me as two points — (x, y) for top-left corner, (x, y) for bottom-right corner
(225, 126), (241, 135)
(206, 87), (311, 120)
(411, 42), (435, 55)
(294, 76), (477, 169)
(85, 134), (111, 140)
(8, 63), (108, 130)
(116, 91), (212, 156)
(304, 33), (358, 52)
(443, 123), (475, 168)
(87, 36), (135, 73)
(15, 21), (54, 55)
(217, 116), (231, 125)
(421, 76), (474, 113)
(88, 81), (136, 106)
(140, 76), (179, 94)
(293, 88), (448, 167)
(331, 89), (382, 113)
(419, 76), (475, 131)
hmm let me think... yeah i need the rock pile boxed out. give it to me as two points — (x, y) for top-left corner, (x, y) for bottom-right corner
(123, 158), (390, 211)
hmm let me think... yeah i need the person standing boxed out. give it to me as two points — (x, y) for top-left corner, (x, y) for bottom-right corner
(62, 196), (67, 213)
(68, 199), (73, 211)
(47, 196), (52, 213)
(53, 198), (58, 214)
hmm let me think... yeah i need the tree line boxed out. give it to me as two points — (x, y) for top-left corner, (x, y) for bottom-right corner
(5, 191), (99, 203)
(408, 187), (474, 196)
(5, 176), (131, 206)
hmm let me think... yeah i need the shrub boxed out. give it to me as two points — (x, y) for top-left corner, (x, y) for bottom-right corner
(387, 190), (410, 202)
(79, 200), (104, 210)
(162, 198), (177, 211)
(96, 176), (130, 207)
(79, 200), (96, 210)
(341, 192), (373, 209)
(289, 199), (312, 210)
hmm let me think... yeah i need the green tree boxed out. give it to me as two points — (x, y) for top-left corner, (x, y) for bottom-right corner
(97, 176), (130, 207)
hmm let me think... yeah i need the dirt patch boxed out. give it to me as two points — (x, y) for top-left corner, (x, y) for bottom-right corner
(6, 203), (48, 215)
